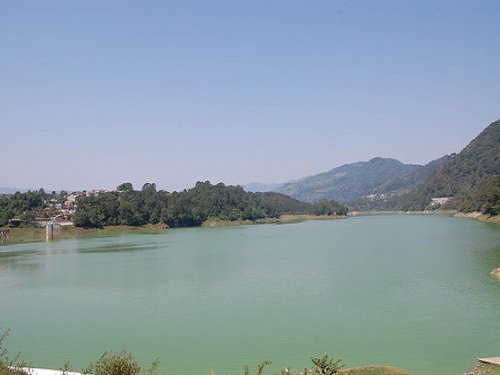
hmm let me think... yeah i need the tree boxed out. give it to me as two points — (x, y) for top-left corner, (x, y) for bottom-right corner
(117, 182), (134, 192)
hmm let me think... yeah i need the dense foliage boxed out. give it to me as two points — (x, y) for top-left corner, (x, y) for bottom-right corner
(83, 351), (143, 375)
(0, 189), (61, 226)
(459, 175), (500, 215)
(73, 181), (348, 228)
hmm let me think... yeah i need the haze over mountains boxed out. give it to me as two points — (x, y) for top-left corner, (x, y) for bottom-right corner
(245, 157), (450, 203)
(245, 119), (500, 214)
(3, 120), (499, 216)
(0, 187), (28, 194)
(274, 157), (450, 203)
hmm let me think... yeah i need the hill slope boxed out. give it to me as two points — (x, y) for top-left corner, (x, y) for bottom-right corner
(374, 155), (450, 195)
(275, 157), (435, 203)
(402, 119), (500, 211)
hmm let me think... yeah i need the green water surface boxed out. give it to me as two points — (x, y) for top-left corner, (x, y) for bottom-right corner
(1, 216), (499, 375)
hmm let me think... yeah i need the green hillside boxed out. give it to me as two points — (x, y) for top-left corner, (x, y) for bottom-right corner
(374, 155), (450, 195)
(275, 119), (499, 215)
(275, 158), (420, 203)
(401, 119), (500, 212)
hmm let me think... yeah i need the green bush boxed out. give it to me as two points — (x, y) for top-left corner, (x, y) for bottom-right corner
(311, 353), (344, 375)
(83, 350), (158, 375)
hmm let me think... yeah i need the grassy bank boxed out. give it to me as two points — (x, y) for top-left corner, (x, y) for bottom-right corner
(348, 210), (457, 217)
(0, 224), (166, 246)
(0, 227), (46, 245)
(349, 210), (500, 225)
(0, 215), (346, 245)
(201, 214), (346, 227)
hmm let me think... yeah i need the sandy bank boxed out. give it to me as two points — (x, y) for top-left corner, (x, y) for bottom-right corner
(454, 212), (500, 224)
(201, 215), (345, 227)
(15, 368), (81, 375)
(491, 268), (500, 280)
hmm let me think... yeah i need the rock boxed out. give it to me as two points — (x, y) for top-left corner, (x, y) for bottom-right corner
(491, 267), (500, 280)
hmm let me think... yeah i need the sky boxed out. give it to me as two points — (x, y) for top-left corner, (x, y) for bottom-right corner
(1, 0), (500, 192)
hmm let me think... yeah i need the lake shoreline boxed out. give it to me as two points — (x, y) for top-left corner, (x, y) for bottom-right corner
(350, 210), (500, 224)
(453, 211), (500, 224)
(0, 215), (346, 245)
(12, 365), (414, 375)
(1, 211), (498, 246)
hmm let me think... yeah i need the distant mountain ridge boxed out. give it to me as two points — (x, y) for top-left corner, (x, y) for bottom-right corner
(266, 118), (499, 214)
(0, 187), (28, 194)
(273, 157), (447, 203)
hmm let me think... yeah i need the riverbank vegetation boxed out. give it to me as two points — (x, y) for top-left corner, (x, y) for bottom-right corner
(72, 181), (347, 229)
(0, 189), (60, 227)
(0, 335), (409, 375)
(0, 182), (347, 231)
(2, 328), (495, 375)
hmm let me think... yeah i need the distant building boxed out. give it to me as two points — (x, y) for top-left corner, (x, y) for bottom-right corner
(64, 192), (85, 210)
(430, 197), (451, 207)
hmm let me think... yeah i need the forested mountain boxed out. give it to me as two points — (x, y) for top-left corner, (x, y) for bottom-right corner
(399, 119), (500, 212)
(270, 119), (499, 215)
(274, 157), (443, 203)
(347, 155), (451, 210)
(72, 181), (347, 228)
(373, 155), (450, 195)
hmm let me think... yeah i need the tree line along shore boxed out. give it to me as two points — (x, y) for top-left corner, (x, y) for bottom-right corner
(2, 179), (500, 246)
(0, 181), (348, 244)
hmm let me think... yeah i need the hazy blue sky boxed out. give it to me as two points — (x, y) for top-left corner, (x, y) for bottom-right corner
(2, 1), (499, 191)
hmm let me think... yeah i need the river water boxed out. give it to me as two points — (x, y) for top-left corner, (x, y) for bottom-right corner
(1, 216), (499, 375)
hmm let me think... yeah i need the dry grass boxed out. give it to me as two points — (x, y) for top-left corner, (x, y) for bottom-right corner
(465, 362), (500, 375)
(339, 366), (412, 375)
(1, 224), (166, 245)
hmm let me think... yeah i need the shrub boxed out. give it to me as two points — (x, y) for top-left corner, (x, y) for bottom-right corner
(83, 351), (140, 375)
(83, 350), (159, 375)
(310, 353), (344, 375)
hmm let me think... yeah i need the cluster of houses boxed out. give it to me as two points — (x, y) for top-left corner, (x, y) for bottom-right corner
(35, 190), (106, 227)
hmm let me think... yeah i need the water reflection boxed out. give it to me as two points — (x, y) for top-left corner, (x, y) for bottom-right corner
(75, 242), (161, 254)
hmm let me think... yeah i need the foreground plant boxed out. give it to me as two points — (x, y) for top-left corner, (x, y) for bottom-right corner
(242, 360), (273, 375)
(310, 353), (344, 375)
(0, 329), (30, 375)
(82, 350), (159, 375)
